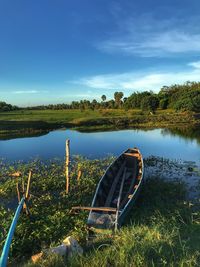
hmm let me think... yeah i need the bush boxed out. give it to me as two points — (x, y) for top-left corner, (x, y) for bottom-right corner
(159, 98), (168, 110)
(174, 92), (200, 112)
(141, 95), (159, 112)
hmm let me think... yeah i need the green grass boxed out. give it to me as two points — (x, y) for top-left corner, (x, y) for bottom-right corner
(0, 108), (194, 126)
(0, 109), (140, 123)
(0, 157), (199, 266)
(0, 157), (113, 264)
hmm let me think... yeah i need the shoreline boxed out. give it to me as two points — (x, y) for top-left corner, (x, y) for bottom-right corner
(0, 109), (200, 139)
(0, 113), (200, 140)
(144, 156), (200, 203)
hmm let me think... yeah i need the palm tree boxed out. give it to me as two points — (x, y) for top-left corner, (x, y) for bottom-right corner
(114, 92), (124, 108)
(101, 95), (106, 102)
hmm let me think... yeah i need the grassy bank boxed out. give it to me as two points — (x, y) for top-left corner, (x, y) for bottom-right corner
(0, 157), (199, 266)
(0, 109), (199, 139)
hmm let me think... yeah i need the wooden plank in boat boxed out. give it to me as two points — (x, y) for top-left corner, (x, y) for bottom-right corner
(104, 162), (126, 207)
(120, 158), (138, 208)
(71, 206), (117, 213)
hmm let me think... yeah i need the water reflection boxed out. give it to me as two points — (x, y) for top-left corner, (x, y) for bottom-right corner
(161, 126), (200, 145)
(0, 127), (200, 163)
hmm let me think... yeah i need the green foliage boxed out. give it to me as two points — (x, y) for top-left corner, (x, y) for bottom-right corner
(174, 90), (200, 112)
(24, 174), (200, 267)
(2, 81), (200, 113)
(159, 82), (200, 111)
(101, 95), (106, 102)
(0, 101), (19, 112)
(25, 254), (66, 267)
(1, 81), (200, 139)
(114, 92), (124, 108)
(159, 98), (168, 110)
(0, 157), (199, 266)
(0, 157), (114, 264)
(124, 81), (200, 112)
(140, 95), (159, 112)
(67, 175), (200, 267)
(124, 91), (151, 109)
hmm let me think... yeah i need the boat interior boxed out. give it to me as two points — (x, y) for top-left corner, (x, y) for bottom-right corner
(87, 148), (142, 229)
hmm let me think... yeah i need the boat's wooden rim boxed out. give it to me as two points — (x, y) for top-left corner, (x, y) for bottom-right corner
(124, 152), (141, 158)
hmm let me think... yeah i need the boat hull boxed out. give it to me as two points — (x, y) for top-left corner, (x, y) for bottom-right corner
(87, 148), (144, 232)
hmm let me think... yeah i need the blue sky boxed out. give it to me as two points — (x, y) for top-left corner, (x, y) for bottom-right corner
(1, 0), (200, 106)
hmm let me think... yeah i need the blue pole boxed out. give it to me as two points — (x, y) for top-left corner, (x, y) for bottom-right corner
(0, 197), (25, 267)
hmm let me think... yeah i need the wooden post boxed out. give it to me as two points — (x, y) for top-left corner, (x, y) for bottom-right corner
(25, 171), (32, 199)
(22, 180), (25, 194)
(65, 139), (70, 193)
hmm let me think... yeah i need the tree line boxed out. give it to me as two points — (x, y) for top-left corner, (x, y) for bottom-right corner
(1, 81), (200, 112)
(0, 101), (19, 112)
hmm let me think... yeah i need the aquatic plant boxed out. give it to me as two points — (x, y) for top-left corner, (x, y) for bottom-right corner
(0, 157), (199, 266)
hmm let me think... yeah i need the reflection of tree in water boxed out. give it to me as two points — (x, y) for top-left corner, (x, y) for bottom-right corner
(161, 126), (200, 145)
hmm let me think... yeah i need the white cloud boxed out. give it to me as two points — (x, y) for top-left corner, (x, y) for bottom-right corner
(100, 31), (200, 57)
(12, 90), (39, 94)
(77, 62), (200, 92)
(12, 90), (48, 94)
(97, 14), (200, 57)
(188, 61), (200, 69)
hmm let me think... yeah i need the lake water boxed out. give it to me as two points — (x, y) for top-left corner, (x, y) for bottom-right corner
(0, 128), (200, 164)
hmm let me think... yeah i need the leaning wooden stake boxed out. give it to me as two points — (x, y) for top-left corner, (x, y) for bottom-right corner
(25, 171), (32, 199)
(77, 169), (82, 185)
(23, 170), (32, 215)
(16, 181), (21, 203)
(65, 139), (70, 193)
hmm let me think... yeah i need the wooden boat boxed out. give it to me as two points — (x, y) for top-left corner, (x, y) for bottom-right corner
(72, 148), (144, 234)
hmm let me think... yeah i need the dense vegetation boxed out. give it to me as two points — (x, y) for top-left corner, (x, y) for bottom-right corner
(0, 157), (199, 266)
(1, 81), (200, 113)
(21, 81), (200, 112)
(0, 101), (19, 112)
(124, 81), (200, 112)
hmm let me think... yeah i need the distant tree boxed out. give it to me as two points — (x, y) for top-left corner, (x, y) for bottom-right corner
(107, 100), (115, 109)
(91, 99), (99, 110)
(192, 94), (200, 112)
(101, 95), (106, 102)
(141, 95), (159, 112)
(159, 98), (168, 110)
(0, 101), (19, 112)
(124, 91), (151, 109)
(123, 97), (128, 103)
(174, 90), (200, 112)
(114, 91), (124, 108)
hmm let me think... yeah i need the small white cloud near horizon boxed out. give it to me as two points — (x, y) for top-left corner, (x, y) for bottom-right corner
(12, 90), (48, 94)
(76, 61), (200, 92)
